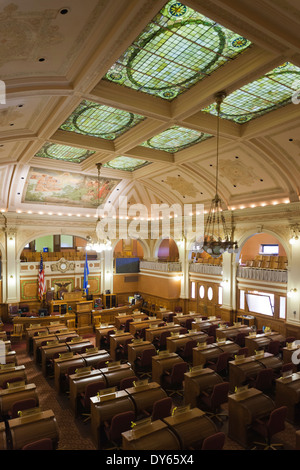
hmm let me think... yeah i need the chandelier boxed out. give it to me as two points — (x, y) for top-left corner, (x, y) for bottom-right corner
(202, 91), (238, 258)
(86, 163), (112, 253)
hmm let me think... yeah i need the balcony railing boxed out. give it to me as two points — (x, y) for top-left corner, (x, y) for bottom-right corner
(189, 263), (223, 275)
(237, 266), (287, 283)
(140, 261), (182, 272)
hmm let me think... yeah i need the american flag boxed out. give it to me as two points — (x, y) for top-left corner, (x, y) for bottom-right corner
(38, 254), (46, 300)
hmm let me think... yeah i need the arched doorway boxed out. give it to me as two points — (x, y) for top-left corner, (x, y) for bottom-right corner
(157, 238), (179, 262)
(239, 232), (288, 269)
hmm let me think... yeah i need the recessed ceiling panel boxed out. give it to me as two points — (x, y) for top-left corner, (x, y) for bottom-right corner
(141, 126), (213, 152)
(103, 156), (151, 171)
(103, 0), (251, 100)
(34, 142), (95, 163)
(202, 62), (300, 123)
(59, 100), (145, 140)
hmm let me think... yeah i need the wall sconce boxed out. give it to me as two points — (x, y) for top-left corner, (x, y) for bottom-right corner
(221, 280), (228, 287)
(174, 275), (183, 281)
(287, 288), (297, 298)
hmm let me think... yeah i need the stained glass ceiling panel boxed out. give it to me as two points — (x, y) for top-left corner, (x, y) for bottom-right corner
(141, 126), (213, 152)
(34, 142), (95, 163)
(103, 1), (251, 100)
(202, 62), (300, 123)
(60, 100), (145, 140)
(103, 156), (151, 172)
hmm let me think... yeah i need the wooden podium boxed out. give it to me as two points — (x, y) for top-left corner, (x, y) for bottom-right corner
(75, 301), (93, 334)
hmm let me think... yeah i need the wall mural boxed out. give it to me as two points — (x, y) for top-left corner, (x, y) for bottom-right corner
(23, 167), (120, 207)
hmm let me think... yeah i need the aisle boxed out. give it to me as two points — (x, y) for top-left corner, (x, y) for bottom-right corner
(15, 341), (96, 450)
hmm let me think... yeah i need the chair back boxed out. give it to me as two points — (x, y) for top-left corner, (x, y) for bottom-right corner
(22, 438), (53, 450)
(207, 324), (218, 339)
(255, 368), (273, 391)
(124, 318), (134, 332)
(210, 382), (229, 407)
(159, 330), (170, 347)
(267, 406), (288, 437)
(202, 432), (226, 450)
(109, 411), (135, 442)
(215, 352), (229, 372)
(170, 361), (188, 384)
(237, 347), (248, 357)
(151, 397), (172, 421)
(182, 340), (197, 357)
(120, 376), (138, 390)
(281, 362), (293, 373)
(267, 340), (280, 355)
(140, 348), (156, 366)
(206, 336), (215, 344)
(11, 398), (37, 419)
(235, 332), (246, 347)
(185, 318), (194, 330)
(83, 381), (106, 407)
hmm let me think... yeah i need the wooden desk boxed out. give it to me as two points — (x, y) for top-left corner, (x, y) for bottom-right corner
(2, 351), (17, 366)
(0, 365), (27, 388)
(109, 332), (134, 360)
(7, 409), (59, 450)
(173, 313), (205, 326)
(95, 325), (116, 349)
(129, 319), (162, 336)
(216, 324), (251, 340)
(228, 352), (283, 392)
(245, 332), (285, 356)
(69, 369), (106, 416)
(100, 363), (135, 388)
(90, 390), (135, 449)
(13, 314), (75, 330)
(32, 330), (77, 363)
(166, 331), (207, 354)
(184, 368), (224, 408)
(163, 407), (218, 450)
(228, 388), (275, 447)
(41, 342), (69, 376)
(54, 354), (86, 393)
(92, 303), (142, 325)
(81, 349), (112, 369)
(122, 420), (180, 450)
(75, 300), (93, 334)
(151, 353), (183, 385)
(192, 341), (240, 367)
(125, 382), (167, 416)
(275, 373), (300, 423)
(127, 341), (156, 367)
(0, 383), (38, 417)
(145, 324), (181, 343)
(114, 312), (148, 329)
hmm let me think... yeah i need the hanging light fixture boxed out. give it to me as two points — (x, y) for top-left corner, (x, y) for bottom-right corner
(202, 91), (238, 258)
(86, 163), (112, 253)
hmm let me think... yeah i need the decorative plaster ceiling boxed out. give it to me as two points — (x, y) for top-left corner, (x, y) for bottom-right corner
(0, 0), (299, 217)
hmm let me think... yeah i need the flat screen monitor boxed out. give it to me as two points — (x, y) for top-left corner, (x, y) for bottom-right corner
(245, 293), (273, 316)
(116, 257), (140, 273)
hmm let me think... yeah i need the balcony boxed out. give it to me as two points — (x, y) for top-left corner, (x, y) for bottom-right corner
(140, 260), (182, 272)
(237, 266), (287, 283)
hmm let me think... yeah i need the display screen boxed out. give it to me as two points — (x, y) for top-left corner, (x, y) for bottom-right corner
(116, 257), (140, 273)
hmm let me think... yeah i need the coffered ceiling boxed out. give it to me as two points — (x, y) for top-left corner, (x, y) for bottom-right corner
(0, 0), (299, 218)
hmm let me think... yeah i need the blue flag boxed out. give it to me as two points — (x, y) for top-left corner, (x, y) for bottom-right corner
(83, 252), (89, 294)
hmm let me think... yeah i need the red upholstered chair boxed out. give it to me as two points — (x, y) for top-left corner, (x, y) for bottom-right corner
(201, 432), (226, 450)
(80, 380), (106, 421)
(249, 368), (274, 393)
(124, 318), (134, 332)
(119, 376), (138, 390)
(153, 330), (170, 351)
(236, 347), (248, 357)
(200, 382), (229, 423)
(163, 361), (188, 397)
(206, 336), (215, 344)
(9, 398), (38, 419)
(207, 324), (218, 340)
(151, 397), (173, 421)
(252, 406), (288, 450)
(179, 328), (187, 335)
(267, 340), (281, 357)
(234, 332), (247, 347)
(135, 348), (156, 378)
(207, 352), (229, 377)
(178, 339), (197, 363)
(101, 329), (115, 350)
(104, 411), (135, 449)
(22, 438), (53, 450)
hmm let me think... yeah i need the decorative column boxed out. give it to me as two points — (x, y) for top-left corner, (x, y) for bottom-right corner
(5, 228), (18, 303)
(178, 237), (189, 299)
(220, 251), (235, 311)
(286, 241), (300, 324)
(100, 249), (114, 294)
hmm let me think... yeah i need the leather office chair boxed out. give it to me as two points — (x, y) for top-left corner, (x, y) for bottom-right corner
(80, 380), (106, 422)
(207, 352), (229, 377)
(153, 330), (170, 351)
(163, 361), (188, 397)
(104, 411), (135, 450)
(123, 318), (134, 332)
(249, 368), (274, 393)
(115, 338), (132, 362)
(151, 397), (173, 421)
(101, 329), (115, 350)
(200, 382), (229, 423)
(119, 375), (138, 390)
(201, 432), (226, 450)
(178, 339), (197, 363)
(236, 347), (248, 357)
(22, 438), (53, 450)
(207, 324), (218, 340)
(135, 348), (156, 378)
(267, 340), (281, 357)
(252, 406), (288, 450)
(206, 336), (215, 344)
(184, 318), (194, 330)
(234, 332), (247, 348)
(9, 398), (38, 419)
(179, 328), (187, 335)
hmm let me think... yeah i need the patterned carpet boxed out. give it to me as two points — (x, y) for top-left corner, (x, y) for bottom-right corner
(10, 336), (300, 452)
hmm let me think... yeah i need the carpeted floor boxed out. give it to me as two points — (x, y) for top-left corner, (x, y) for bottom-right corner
(9, 334), (300, 451)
